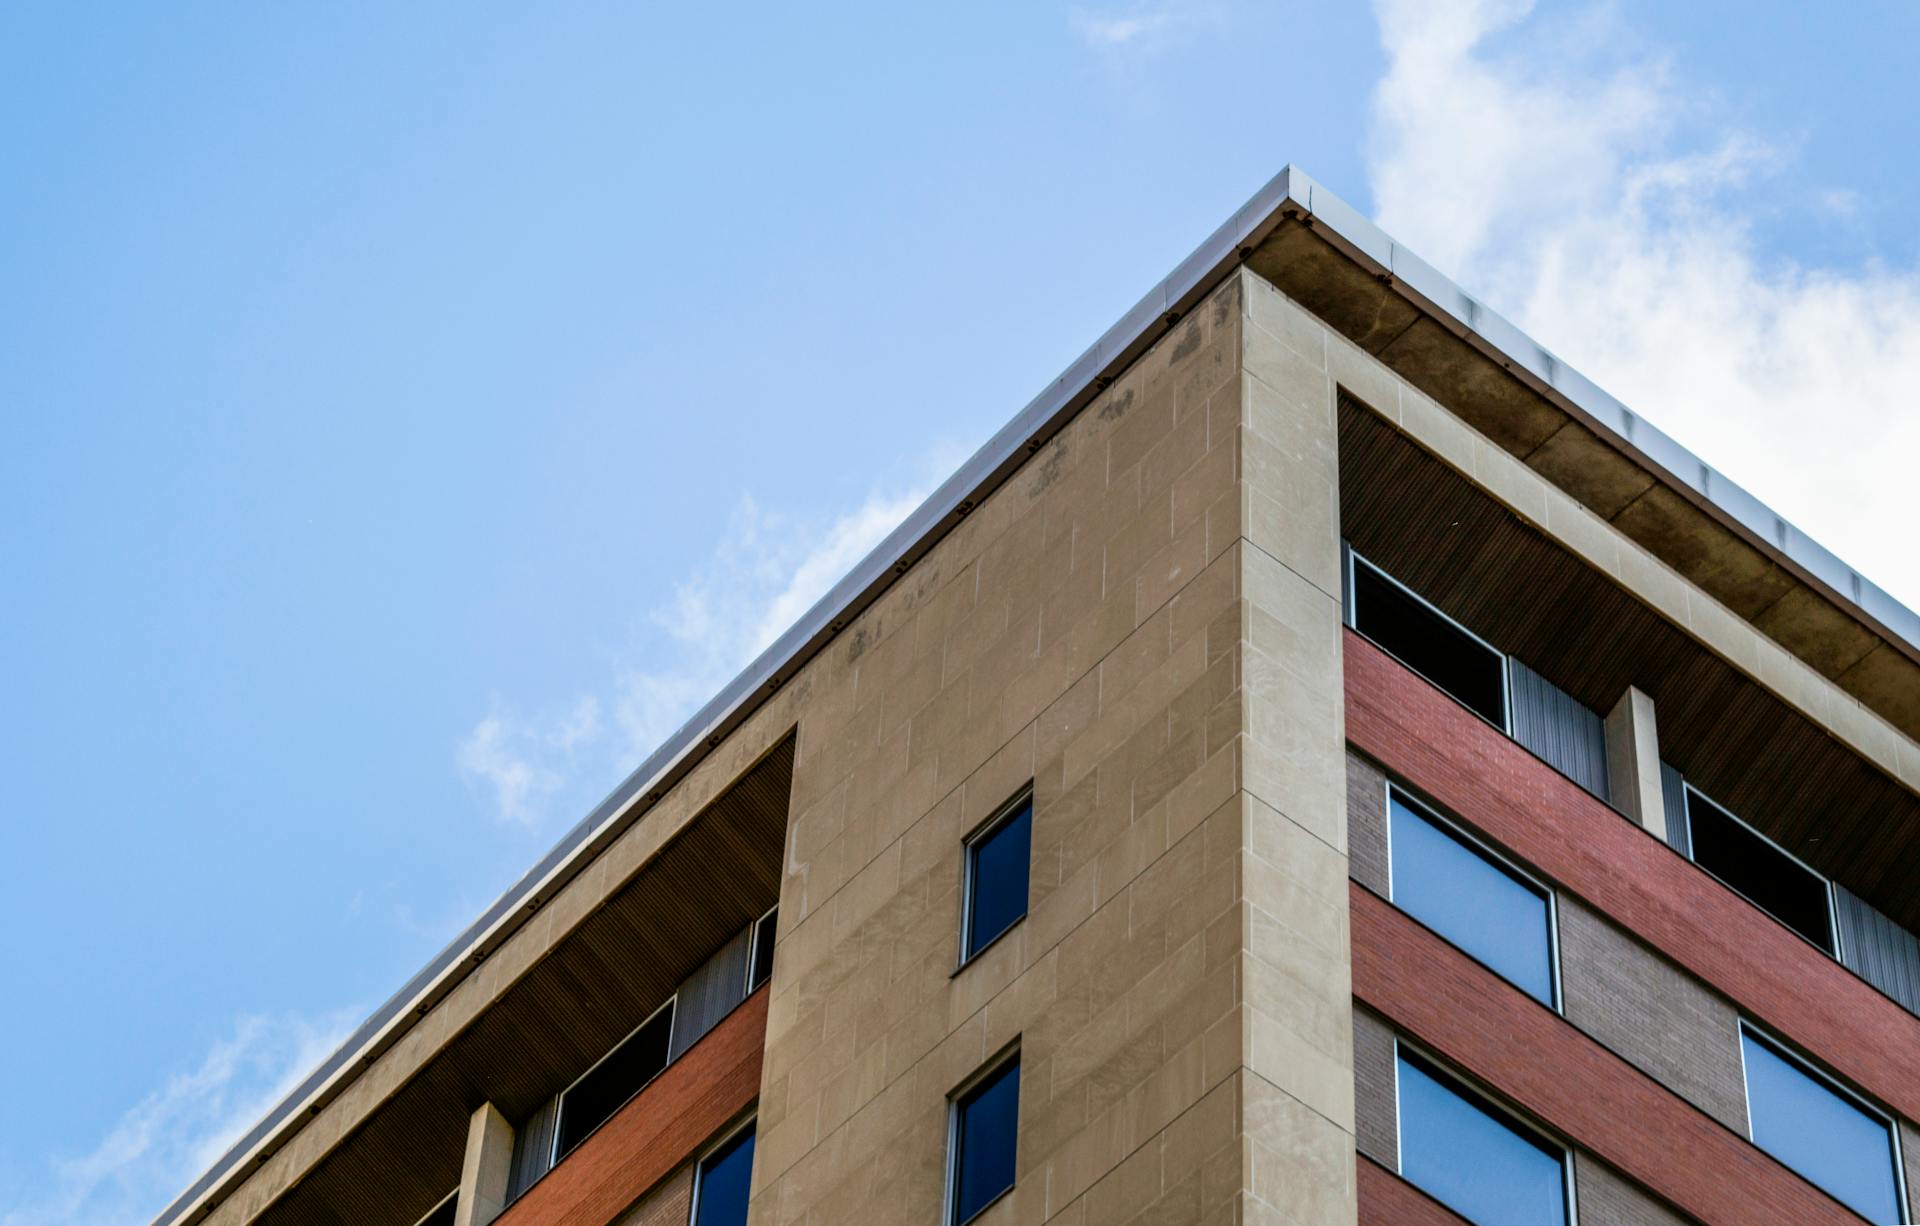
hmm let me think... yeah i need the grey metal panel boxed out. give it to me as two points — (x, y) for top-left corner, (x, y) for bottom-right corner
(507, 1095), (559, 1202)
(1508, 659), (1610, 802)
(1834, 885), (1920, 1015)
(1660, 762), (1690, 858)
(668, 927), (752, 1062)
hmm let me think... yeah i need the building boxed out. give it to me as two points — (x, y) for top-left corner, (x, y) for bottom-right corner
(154, 167), (1920, 1226)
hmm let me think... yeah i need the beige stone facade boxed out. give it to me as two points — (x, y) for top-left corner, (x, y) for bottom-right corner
(743, 269), (1355, 1226)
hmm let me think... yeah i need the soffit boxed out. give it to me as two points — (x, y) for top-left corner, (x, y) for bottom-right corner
(1251, 216), (1920, 741)
(1339, 398), (1920, 927)
(246, 739), (790, 1226)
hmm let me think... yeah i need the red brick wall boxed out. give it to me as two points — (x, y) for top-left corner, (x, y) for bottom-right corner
(498, 987), (767, 1226)
(1345, 630), (1920, 1124)
(1354, 883), (1856, 1226)
(1357, 1156), (1469, 1226)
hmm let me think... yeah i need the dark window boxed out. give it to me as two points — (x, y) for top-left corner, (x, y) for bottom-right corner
(963, 795), (1032, 962)
(554, 1000), (674, 1159)
(1350, 555), (1507, 728)
(415, 1192), (457, 1226)
(1686, 788), (1834, 953)
(749, 907), (777, 990)
(1389, 790), (1556, 1007)
(1398, 1049), (1570, 1226)
(1741, 1027), (1903, 1223)
(692, 1123), (756, 1226)
(950, 1055), (1020, 1224)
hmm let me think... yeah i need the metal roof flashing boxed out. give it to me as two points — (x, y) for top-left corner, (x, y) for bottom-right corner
(153, 165), (1917, 1226)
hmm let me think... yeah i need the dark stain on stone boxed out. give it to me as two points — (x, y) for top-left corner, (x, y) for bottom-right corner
(1098, 385), (1136, 421)
(844, 622), (874, 662)
(1170, 324), (1204, 363)
(1029, 439), (1069, 496)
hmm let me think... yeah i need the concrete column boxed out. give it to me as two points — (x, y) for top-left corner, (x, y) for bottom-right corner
(1605, 687), (1667, 841)
(1238, 271), (1358, 1224)
(454, 1102), (514, 1226)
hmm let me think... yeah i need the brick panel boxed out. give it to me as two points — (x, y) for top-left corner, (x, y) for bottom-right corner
(1557, 897), (1747, 1132)
(1353, 885), (1856, 1226)
(615, 1167), (691, 1226)
(499, 989), (766, 1226)
(1346, 630), (1920, 1125)
(1356, 1156), (1467, 1226)
(1572, 1154), (1691, 1226)
(1351, 1007), (1395, 1170)
(1344, 751), (1388, 896)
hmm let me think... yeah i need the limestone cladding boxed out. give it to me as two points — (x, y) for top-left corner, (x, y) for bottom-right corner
(746, 269), (1357, 1226)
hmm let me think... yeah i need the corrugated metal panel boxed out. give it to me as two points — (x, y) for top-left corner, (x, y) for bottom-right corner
(507, 1097), (559, 1201)
(1834, 886), (1920, 1015)
(669, 928), (751, 1062)
(1508, 658), (1610, 802)
(1661, 762), (1690, 858)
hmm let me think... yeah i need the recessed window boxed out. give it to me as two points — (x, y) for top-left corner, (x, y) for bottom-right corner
(1740, 1025), (1905, 1223)
(748, 906), (778, 991)
(413, 1191), (457, 1226)
(1396, 1047), (1571, 1226)
(1388, 788), (1557, 1008)
(949, 1052), (1020, 1225)
(1686, 787), (1835, 954)
(1349, 553), (1508, 729)
(553, 998), (675, 1160)
(691, 1121), (757, 1226)
(962, 792), (1032, 964)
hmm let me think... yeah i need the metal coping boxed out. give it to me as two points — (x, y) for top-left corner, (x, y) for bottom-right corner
(153, 165), (1918, 1226)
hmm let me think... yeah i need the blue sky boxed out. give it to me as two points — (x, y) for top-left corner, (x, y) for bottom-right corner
(2, 3), (1916, 1222)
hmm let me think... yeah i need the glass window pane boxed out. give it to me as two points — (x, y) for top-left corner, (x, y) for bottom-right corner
(953, 1058), (1020, 1223)
(1352, 560), (1507, 727)
(1742, 1031), (1900, 1223)
(555, 1002), (674, 1159)
(965, 801), (1031, 960)
(693, 1125), (756, 1226)
(750, 908), (777, 990)
(1390, 794), (1555, 1006)
(1398, 1051), (1568, 1226)
(416, 1193), (456, 1226)
(1688, 791), (1834, 952)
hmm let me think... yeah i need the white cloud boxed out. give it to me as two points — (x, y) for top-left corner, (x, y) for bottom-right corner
(458, 479), (934, 827)
(1071, 6), (1175, 47)
(1367, 0), (1920, 610)
(1, 1010), (360, 1226)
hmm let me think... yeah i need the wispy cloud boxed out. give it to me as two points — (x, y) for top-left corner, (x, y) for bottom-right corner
(1070, 6), (1176, 47)
(1367, 0), (1920, 609)
(458, 478), (939, 828)
(1, 1010), (360, 1226)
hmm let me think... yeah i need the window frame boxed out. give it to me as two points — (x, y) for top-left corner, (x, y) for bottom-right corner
(1734, 1019), (1909, 1222)
(1682, 784), (1841, 958)
(409, 1189), (458, 1226)
(551, 994), (678, 1164)
(746, 904), (778, 993)
(1345, 548), (1512, 735)
(1392, 1037), (1579, 1226)
(944, 1041), (1022, 1226)
(1384, 781), (1564, 1012)
(957, 787), (1034, 969)
(687, 1113), (758, 1226)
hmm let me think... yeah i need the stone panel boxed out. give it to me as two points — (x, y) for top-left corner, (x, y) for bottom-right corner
(751, 274), (1256, 1226)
